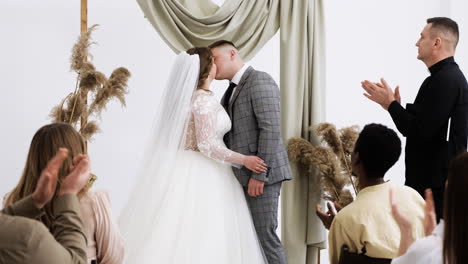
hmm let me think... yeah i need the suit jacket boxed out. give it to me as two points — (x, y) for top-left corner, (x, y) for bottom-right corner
(0, 195), (87, 264)
(222, 66), (293, 186)
(388, 57), (468, 189)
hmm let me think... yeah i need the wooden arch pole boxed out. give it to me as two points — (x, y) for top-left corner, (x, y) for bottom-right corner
(81, 0), (87, 33)
(80, 0), (88, 140)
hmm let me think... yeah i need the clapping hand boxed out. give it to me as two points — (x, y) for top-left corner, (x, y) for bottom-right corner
(316, 201), (343, 230)
(361, 78), (400, 110)
(423, 189), (437, 236)
(390, 188), (413, 232)
(32, 148), (69, 209)
(31, 148), (91, 209)
(390, 187), (414, 256)
(59, 153), (91, 196)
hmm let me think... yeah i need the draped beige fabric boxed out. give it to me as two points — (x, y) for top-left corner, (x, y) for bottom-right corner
(279, 0), (327, 263)
(136, 1), (327, 263)
(136, 0), (279, 60)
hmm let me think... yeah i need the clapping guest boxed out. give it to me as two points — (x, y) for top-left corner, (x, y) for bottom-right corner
(4, 123), (125, 264)
(391, 151), (468, 264)
(0, 148), (90, 264)
(316, 124), (426, 264)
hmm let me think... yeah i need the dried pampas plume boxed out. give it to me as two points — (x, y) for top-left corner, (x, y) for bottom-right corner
(50, 24), (131, 141)
(88, 67), (131, 115)
(340, 126), (360, 155)
(314, 123), (341, 155)
(81, 121), (100, 141)
(287, 123), (360, 207)
(70, 25), (98, 73)
(312, 123), (360, 193)
(50, 94), (70, 123)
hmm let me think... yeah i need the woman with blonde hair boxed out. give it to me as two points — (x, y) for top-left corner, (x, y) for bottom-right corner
(4, 123), (124, 264)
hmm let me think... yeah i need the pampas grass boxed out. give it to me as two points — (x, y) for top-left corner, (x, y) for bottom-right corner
(50, 24), (131, 141)
(50, 94), (70, 123)
(70, 25), (97, 73)
(287, 123), (360, 207)
(88, 67), (131, 115)
(340, 125), (360, 155)
(81, 121), (100, 141)
(67, 93), (86, 123)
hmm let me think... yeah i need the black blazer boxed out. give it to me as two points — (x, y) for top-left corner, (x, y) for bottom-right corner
(388, 57), (468, 189)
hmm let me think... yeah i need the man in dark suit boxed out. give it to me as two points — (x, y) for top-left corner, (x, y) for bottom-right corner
(361, 17), (468, 220)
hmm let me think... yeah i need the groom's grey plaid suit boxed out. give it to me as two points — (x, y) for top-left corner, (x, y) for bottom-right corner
(222, 66), (292, 264)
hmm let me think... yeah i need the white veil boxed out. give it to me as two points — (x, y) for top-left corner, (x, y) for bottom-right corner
(119, 52), (200, 261)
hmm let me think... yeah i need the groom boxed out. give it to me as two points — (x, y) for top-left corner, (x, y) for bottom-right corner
(210, 40), (292, 264)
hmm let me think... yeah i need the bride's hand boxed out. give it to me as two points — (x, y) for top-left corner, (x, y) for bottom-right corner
(423, 189), (437, 236)
(244, 156), (268, 174)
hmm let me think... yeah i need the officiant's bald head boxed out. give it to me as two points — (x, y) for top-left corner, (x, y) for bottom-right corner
(209, 40), (244, 81)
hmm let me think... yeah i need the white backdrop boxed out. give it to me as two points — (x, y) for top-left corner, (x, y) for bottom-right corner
(0, 1), (467, 263)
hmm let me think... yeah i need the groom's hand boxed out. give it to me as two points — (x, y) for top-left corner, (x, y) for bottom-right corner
(248, 178), (265, 197)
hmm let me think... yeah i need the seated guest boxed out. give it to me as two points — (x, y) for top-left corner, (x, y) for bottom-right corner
(316, 123), (426, 264)
(0, 148), (90, 264)
(391, 151), (468, 264)
(4, 123), (125, 264)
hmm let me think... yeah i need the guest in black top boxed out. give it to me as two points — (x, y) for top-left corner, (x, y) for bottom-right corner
(361, 17), (468, 220)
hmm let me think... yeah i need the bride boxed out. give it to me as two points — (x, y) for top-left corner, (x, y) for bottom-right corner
(119, 47), (268, 263)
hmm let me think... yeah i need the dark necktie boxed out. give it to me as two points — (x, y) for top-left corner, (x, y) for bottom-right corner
(223, 82), (237, 108)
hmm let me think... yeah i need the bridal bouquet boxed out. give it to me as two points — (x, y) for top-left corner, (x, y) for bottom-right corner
(50, 25), (131, 141)
(287, 123), (360, 206)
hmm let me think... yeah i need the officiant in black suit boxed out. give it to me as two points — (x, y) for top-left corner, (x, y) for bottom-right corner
(361, 17), (468, 220)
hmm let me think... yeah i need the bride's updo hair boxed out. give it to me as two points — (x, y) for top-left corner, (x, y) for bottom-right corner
(186, 47), (213, 90)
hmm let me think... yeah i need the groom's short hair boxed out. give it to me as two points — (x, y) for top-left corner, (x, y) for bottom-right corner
(209, 40), (238, 50)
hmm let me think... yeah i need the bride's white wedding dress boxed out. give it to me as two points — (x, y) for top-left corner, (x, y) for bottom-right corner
(119, 53), (266, 263)
(151, 90), (266, 263)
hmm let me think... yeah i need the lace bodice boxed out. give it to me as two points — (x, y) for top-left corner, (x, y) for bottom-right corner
(184, 90), (245, 167)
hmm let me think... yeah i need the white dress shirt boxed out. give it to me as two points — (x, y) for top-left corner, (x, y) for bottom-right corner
(391, 221), (444, 264)
(229, 64), (249, 102)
